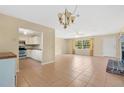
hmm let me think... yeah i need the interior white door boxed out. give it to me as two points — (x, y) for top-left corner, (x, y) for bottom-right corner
(102, 36), (116, 57)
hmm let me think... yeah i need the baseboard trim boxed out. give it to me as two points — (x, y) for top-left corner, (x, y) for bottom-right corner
(41, 60), (55, 65)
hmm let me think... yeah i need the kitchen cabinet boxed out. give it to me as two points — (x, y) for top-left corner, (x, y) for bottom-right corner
(25, 36), (33, 44)
(32, 36), (40, 44)
(25, 36), (40, 45)
(31, 50), (42, 62)
(0, 52), (16, 87)
(26, 50), (32, 57)
(27, 49), (42, 62)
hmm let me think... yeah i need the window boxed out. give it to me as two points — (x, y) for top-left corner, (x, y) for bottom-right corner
(82, 40), (90, 49)
(75, 40), (83, 49)
(75, 40), (90, 49)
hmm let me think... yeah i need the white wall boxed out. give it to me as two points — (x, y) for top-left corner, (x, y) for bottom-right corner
(65, 39), (73, 54)
(93, 35), (117, 57)
(93, 37), (103, 56)
(102, 36), (116, 57)
(55, 38), (66, 56)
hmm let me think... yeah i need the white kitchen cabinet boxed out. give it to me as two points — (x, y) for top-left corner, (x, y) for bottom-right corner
(31, 50), (42, 62)
(30, 50), (35, 59)
(32, 36), (40, 44)
(25, 36), (33, 44)
(25, 36), (40, 45)
(26, 50), (32, 57)
(36, 50), (42, 61)
(27, 50), (42, 62)
(0, 58), (16, 87)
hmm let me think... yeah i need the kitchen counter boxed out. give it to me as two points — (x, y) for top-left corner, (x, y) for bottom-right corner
(0, 52), (17, 59)
(26, 48), (42, 50)
(0, 52), (16, 87)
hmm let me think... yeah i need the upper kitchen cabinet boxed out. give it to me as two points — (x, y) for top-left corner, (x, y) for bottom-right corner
(19, 28), (42, 45)
(25, 36), (32, 44)
(32, 36), (40, 45)
(25, 36), (40, 45)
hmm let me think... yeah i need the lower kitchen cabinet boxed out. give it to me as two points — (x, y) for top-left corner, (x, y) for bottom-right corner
(27, 50), (32, 57)
(0, 58), (16, 87)
(27, 49), (42, 62)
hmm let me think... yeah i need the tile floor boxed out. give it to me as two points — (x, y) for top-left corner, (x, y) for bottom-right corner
(17, 54), (124, 87)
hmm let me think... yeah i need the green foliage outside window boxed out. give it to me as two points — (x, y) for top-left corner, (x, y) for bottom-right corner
(75, 40), (90, 49)
(75, 40), (83, 49)
(82, 40), (90, 49)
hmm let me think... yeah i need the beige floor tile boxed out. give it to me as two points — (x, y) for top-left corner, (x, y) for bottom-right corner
(17, 55), (124, 87)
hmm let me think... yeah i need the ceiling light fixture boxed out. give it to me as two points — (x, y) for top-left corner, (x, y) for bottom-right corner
(57, 6), (79, 29)
(24, 31), (27, 35)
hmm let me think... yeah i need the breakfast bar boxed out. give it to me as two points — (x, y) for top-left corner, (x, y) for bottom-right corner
(0, 52), (17, 87)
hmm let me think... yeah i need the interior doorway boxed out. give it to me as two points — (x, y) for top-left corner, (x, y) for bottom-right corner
(18, 28), (43, 62)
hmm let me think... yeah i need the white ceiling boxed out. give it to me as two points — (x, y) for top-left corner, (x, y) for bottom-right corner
(0, 5), (124, 39)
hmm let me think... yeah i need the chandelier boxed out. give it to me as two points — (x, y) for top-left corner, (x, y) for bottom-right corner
(58, 7), (77, 29)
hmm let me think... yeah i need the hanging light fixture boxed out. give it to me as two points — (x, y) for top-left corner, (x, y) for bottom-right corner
(57, 6), (78, 29)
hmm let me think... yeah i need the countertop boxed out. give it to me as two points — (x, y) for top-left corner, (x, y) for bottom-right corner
(26, 48), (42, 50)
(0, 52), (17, 59)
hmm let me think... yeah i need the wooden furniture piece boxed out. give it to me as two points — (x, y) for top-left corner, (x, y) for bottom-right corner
(0, 52), (16, 87)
